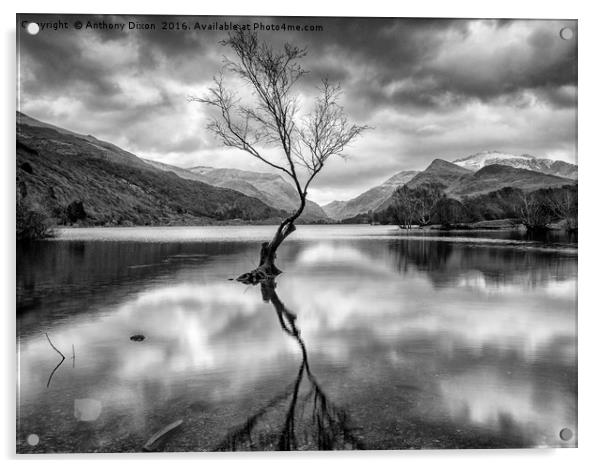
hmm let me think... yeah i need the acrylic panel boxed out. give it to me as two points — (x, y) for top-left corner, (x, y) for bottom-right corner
(16, 14), (577, 453)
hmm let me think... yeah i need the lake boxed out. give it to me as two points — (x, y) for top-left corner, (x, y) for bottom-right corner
(16, 225), (577, 452)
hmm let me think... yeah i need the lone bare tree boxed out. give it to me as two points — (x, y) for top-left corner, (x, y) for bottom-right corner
(191, 31), (367, 283)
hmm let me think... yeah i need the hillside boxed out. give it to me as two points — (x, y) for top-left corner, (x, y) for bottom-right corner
(453, 151), (577, 179)
(371, 159), (574, 216)
(446, 164), (574, 198)
(187, 166), (330, 222)
(322, 170), (418, 220)
(375, 160), (472, 211)
(405, 159), (473, 189)
(16, 112), (283, 226)
(143, 159), (272, 204)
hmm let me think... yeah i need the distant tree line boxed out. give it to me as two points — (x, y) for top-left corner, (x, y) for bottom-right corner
(343, 183), (577, 232)
(386, 183), (444, 229)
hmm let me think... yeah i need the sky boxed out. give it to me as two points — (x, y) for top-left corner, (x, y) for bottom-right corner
(17, 15), (577, 205)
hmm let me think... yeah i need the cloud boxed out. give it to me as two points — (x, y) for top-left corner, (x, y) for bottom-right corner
(17, 15), (577, 204)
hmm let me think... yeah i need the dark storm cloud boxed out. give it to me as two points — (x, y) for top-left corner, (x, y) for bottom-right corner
(19, 16), (576, 110)
(257, 18), (576, 114)
(17, 15), (577, 203)
(19, 22), (121, 97)
(304, 18), (577, 113)
(424, 23), (576, 103)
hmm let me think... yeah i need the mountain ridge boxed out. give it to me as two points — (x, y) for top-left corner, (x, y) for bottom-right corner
(16, 112), (283, 225)
(16, 112), (577, 226)
(322, 170), (418, 220)
(446, 164), (573, 198)
(375, 159), (472, 212)
(452, 150), (577, 179)
(186, 166), (330, 222)
(325, 152), (577, 220)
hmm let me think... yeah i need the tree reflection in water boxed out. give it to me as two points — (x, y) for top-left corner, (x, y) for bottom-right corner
(215, 279), (363, 451)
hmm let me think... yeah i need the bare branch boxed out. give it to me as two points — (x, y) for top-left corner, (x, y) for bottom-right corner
(296, 79), (369, 194)
(191, 31), (368, 231)
(188, 73), (292, 176)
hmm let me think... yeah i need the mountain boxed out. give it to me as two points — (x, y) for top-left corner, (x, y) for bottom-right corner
(322, 200), (348, 220)
(374, 159), (574, 214)
(186, 166), (330, 222)
(453, 151), (578, 179)
(16, 112), (283, 226)
(446, 164), (574, 198)
(143, 159), (270, 203)
(324, 151), (577, 222)
(374, 160), (472, 212)
(405, 159), (472, 189)
(17, 112), (154, 170)
(322, 170), (418, 220)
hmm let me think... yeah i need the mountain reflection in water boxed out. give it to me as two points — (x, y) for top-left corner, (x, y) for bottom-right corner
(16, 226), (577, 452)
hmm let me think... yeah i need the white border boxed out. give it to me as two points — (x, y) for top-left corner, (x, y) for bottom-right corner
(3, 1), (600, 467)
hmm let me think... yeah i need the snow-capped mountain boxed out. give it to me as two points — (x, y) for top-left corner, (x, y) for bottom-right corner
(324, 153), (577, 221)
(453, 151), (577, 179)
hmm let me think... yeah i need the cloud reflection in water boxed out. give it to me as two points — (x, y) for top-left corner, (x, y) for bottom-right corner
(17, 233), (577, 451)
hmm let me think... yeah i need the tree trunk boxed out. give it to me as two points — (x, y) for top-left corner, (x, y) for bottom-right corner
(236, 196), (306, 284)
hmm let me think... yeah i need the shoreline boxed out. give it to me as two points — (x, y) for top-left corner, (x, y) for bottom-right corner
(48, 219), (571, 232)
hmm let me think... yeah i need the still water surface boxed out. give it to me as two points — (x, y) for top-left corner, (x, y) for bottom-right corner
(17, 225), (577, 452)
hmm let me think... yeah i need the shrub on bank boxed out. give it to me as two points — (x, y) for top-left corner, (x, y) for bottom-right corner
(16, 202), (53, 241)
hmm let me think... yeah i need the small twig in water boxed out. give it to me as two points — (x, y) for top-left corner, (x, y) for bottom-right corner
(143, 419), (183, 451)
(44, 333), (66, 388)
(45, 333), (65, 359)
(46, 356), (65, 388)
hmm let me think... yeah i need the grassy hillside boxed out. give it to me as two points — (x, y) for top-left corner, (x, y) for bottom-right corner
(405, 159), (473, 189)
(375, 160), (572, 213)
(16, 113), (283, 227)
(323, 170), (418, 220)
(446, 164), (573, 197)
(375, 160), (472, 212)
(188, 166), (330, 222)
(146, 160), (330, 222)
